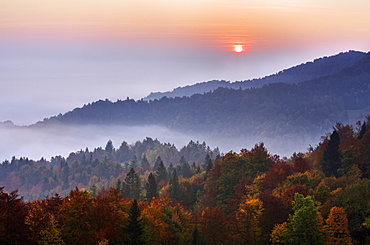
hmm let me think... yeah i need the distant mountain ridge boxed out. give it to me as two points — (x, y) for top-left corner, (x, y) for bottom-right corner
(145, 50), (367, 100)
(39, 51), (370, 156)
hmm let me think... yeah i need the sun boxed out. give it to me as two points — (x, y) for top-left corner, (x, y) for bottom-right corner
(234, 45), (243, 53)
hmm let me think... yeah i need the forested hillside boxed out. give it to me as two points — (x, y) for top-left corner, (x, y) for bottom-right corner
(2, 51), (370, 244)
(145, 51), (367, 100)
(1, 118), (370, 244)
(0, 138), (219, 200)
(40, 52), (370, 155)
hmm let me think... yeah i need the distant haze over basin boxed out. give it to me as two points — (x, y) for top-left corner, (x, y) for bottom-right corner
(0, 124), (217, 162)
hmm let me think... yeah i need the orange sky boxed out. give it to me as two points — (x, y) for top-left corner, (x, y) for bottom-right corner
(2, 0), (370, 52)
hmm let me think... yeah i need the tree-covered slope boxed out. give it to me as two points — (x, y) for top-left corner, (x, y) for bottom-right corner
(0, 137), (219, 200)
(39, 52), (370, 155)
(145, 50), (367, 100)
(2, 119), (370, 244)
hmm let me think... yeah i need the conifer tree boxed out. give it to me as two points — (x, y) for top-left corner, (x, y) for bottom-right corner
(169, 169), (181, 202)
(116, 179), (123, 193)
(140, 155), (150, 171)
(125, 199), (143, 245)
(60, 159), (69, 190)
(205, 153), (213, 174)
(105, 140), (114, 154)
(180, 156), (192, 178)
(155, 161), (167, 185)
(132, 174), (142, 200)
(153, 156), (162, 171)
(323, 130), (341, 177)
(131, 155), (138, 171)
(358, 121), (367, 140)
(168, 162), (174, 176)
(145, 173), (158, 201)
(191, 226), (205, 245)
(124, 168), (137, 198)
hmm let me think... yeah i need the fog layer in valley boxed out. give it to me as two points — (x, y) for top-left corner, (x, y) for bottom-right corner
(0, 124), (218, 162)
(0, 122), (317, 162)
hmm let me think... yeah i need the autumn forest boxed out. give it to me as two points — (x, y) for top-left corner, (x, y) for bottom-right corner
(0, 117), (370, 245)
(1, 51), (370, 244)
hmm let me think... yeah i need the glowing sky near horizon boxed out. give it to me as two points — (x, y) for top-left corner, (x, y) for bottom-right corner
(1, 0), (370, 125)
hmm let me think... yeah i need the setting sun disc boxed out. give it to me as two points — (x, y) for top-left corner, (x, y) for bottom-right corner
(234, 45), (243, 53)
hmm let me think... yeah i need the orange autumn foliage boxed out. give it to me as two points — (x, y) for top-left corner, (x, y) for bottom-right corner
(323, 206), (352, 245)
(200, 206), (231, 245)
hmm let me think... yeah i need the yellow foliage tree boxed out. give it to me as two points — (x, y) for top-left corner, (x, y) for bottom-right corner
(236, 195), (264, 244)
(38, 214), (65, 245)
(271, 222), (287, 245)
(323, 207), (352, 245)
(141, 197), (192, 245)
(141, 198), (171, 244)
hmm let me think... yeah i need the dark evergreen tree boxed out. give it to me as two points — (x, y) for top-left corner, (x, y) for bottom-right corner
(88, 152), (93, 164)
(180, 156), (192, 178)
(204, 153), (211, 165)
(61, 160), (69, 190)
(124, 168), (137, 198)
(191, 225), (206, 245)
(204, 153), (213, 180)
(116, 179), (123, 193)
(180, 155), (187, 165)
(153, 156), (163, 171)
(358, 121), (367, 140)
(140, 155), (150, 171)
(132, 174), (142, 200)
(196, 165), (201, 174)
(155, 161), (167, 184)
(125, 199), (143, 245)
(105, 139), (114, 154)
(323, 129), (341, 177)
(145, 172), (158, 201)
(116, 141), (132, 163)
(130, 155), (138, 170)
(169, 169), (181, 202)
(205, 153), (213, 174)
(168, 162), (174, 176)
(81, 154), (87, 165)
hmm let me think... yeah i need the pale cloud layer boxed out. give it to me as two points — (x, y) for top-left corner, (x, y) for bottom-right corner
(0, 124), (210, 162)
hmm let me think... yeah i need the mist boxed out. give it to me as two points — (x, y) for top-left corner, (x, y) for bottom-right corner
(0, 119), (319, 163)
(0, 123), (221, 162)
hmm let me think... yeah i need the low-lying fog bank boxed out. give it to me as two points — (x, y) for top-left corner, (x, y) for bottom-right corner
(0, 122), (318, 162)
(0, 124), (216, 162)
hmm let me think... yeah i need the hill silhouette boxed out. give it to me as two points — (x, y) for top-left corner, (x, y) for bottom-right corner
(39, 51), (370, 155)
(145, 51), (366, 100)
